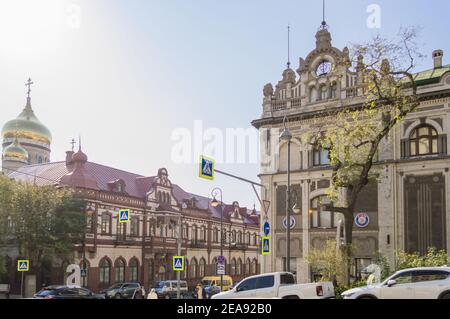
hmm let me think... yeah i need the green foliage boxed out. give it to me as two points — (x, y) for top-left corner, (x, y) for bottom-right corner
(306, 240), (350, 286)
(0, 174), (86, 267)
(373, 252), (392, 280)
(396, 248), (449, 270)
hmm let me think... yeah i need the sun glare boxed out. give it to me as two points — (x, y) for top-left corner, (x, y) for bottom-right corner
(0, 0), (67, 56)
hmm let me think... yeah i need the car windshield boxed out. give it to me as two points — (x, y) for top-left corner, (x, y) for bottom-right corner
(109, 284), (122, 289)
(157, 282), (166, 288)
(36, 289), (58, 297)
(201, 280), (213, 286)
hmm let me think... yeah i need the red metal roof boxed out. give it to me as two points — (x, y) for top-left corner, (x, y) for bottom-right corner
(9, 160), (260, 226)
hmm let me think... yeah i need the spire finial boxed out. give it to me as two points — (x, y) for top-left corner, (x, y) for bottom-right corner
(70, 138), (76, 152)
(78, 136), (82, 151)
(25, 78), (34, 99)
(287, 24), (291, 69)
(320, 0), (328, 30)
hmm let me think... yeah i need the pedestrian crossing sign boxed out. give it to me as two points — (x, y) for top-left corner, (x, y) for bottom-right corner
(262, 236), (270, 255)
(17, 260), (29, 272)
(173, 256), (185, 271)
(119, 209), (130, 223)
(199, 155), (214, 180)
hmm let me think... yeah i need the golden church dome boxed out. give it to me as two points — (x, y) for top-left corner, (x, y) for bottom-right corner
(3, 137), (29, 162)
(1, 97), (52, 145)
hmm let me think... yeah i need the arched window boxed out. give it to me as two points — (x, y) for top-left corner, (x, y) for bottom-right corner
(213, 227), (219, 243)
(200, 225), (207, 241)
(86, 211), (94, 233)
(130, 217), (139, 236)
(101, 213), (111, 234)
(309, 87), (317, 103)
(231, 230), (236, 243)
(236, 258), (242, 276)
(182, 223), (189, 239)
(320, 84), (328, 100)
(99, 258), (111, 285)
(192, 225), (198, 241)
(253, 233), (257, 246)
(246, 232), (251, 245)
(245, 258), (251, 275)
(114, 258), (126, 283)
(230, 258), (236, 276)
(251, 259), (258, 274)
(237, 231), (242, 244)
(409, 125), (439, 156)
(190, 258), (198, 278)
(199, 258), (206, 278)
(310, 196), (342, 229)
(129, 258), (139, 282)
(313, 145), (330, 166)
(330, 82), (338, 99)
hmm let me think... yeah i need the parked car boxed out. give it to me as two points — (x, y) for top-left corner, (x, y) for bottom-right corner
(341, 267), (450, 299)
(201, 276), (234, 292)
(211, 272), (335, 299)
(100, 282), (142, 299)
(34, 285), (105, 299)
(154, 280), (189, 299)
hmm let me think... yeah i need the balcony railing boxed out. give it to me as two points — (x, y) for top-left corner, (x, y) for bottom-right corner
(190, 239), (207, 248)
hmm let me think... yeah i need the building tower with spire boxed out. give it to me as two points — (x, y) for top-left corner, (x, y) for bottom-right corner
(1, 78), (52, 173)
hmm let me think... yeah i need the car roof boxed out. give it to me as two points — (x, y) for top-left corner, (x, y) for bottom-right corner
(396, 266), (450, 272)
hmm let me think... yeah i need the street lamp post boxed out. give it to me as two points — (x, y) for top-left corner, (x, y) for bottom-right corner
(211, 188), (224, 292)
(280, 116), (292, 273)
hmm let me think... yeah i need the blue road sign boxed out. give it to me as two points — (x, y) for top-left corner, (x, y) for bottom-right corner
(17, 260), (29, 272)
(81, 268), (88, 277)
(119, 209), (130, 223)
(262, 236), (270, 255)
(199, 155), (214, 180)
(173, 256), (185, 271)
(263, 222), (270, 236)
(217, 255), (225, 265)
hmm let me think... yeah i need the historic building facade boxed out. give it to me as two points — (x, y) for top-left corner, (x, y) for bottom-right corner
(1, 85), (260, 295)
(3, 147), (260, 293)
(252, 23), (450, 283)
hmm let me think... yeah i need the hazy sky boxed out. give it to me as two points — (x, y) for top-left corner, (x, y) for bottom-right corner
(1, 0), (449, 209)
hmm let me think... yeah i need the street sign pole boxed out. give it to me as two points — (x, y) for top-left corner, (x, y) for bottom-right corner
(20, 272), (24, 298)
(176, 214), (182, 299)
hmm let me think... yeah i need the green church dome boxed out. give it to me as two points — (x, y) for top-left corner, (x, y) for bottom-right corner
(3, 137), (29, 162)
(2, 97), (52, 145)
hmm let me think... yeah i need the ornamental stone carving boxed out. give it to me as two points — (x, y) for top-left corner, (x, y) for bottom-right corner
(263, 83), (274, 98)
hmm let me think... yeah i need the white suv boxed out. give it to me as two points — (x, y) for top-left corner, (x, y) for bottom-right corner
(342, 267), (450, 299)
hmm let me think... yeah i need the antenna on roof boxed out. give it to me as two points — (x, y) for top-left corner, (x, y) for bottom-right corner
(320, 0), (329, 30)
(287, 24), (291, 69)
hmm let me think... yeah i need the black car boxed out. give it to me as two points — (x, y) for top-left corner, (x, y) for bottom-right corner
(34, 285), (105, 299)
(100, 282), (143, 299)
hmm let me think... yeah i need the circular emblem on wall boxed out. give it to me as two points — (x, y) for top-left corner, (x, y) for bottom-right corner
(282, 216), (296, 230)
(355, 213), (370, 228)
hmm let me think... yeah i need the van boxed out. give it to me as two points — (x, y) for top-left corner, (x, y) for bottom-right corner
(201, 276), (234, 292)
(154, 280), (189, 299)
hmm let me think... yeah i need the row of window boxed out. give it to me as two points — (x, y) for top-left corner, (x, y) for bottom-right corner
(303, 124), (445, 170)
(89, 213), (258, 245)
(96, 257), (259, 286)
(98, 258), (140, 285)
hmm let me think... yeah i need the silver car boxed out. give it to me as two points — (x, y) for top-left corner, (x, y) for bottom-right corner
(342, 267), (450, 299)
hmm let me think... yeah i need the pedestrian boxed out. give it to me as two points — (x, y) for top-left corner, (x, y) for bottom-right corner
(148, 288), (158, 299)
(141, 286), (146, 299)
(196, 283), (204, 299)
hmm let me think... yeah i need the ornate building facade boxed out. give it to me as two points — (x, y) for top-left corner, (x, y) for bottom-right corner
(252, 23), (450, 283)
(5, 147), (260, 293)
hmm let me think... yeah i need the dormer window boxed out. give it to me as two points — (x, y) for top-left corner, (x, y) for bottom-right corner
(108, 179), (126, 193)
